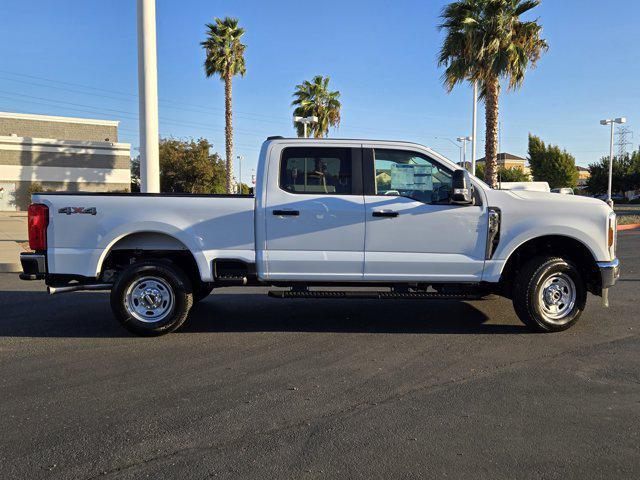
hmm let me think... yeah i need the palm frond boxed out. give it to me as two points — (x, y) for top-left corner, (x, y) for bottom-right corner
(291, 75), (341, 138)
(201, 16), (247, 80)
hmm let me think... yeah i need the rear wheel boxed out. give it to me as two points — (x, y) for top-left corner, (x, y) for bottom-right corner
(512, 256), (587, 332)
(110, 261), (193, 336)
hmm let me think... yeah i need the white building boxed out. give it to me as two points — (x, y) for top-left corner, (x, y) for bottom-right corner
(0, 112), (131, 211)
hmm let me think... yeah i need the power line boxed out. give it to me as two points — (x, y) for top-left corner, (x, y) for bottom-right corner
(0, 69), (291, 124)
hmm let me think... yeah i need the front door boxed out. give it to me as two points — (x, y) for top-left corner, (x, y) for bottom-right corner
(363, 147), (487, 282)
(264, 146), (365, 281)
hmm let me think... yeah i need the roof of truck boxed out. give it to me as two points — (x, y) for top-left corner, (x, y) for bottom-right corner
(266, 136), (430, 147)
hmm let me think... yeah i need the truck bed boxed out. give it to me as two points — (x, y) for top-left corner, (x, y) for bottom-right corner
(32, 192), (256, 281)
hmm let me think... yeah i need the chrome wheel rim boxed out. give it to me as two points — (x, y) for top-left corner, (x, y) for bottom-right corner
(538, 272), (576, 324)
(125, 276), (174, 323)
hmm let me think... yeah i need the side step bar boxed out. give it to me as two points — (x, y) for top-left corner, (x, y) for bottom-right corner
(268, 290), (484, 300)
(48, 283), (112, 295)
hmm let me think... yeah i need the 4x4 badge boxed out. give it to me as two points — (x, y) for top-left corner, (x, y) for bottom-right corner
(58, 207), (97, 215)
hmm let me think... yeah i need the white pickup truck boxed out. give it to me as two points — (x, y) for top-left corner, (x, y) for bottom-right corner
(20, 138), (619, 336)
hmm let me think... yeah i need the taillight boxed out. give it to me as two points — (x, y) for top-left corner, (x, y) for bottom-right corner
(28, 203), (49, 251)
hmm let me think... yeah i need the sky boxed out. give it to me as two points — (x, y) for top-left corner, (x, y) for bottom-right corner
(0, 0), (638, 184)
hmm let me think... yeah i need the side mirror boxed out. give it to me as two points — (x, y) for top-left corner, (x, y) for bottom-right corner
(451, 169), (475, 205)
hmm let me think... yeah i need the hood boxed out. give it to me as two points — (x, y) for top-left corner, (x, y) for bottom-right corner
(509, 190), (608, 208)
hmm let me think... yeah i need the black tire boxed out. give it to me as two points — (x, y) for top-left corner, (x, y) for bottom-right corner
(193, 282), (214, 303)
(512, 256), (587, 333)
(110, 260), (193, 336)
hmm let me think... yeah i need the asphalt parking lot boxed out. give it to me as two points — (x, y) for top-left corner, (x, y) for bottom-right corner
(1, 231), (639, 479)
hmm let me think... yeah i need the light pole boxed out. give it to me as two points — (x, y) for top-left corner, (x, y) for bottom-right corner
(471, 81), (478, 175)
(600, 117), (626, 207)
(136, 0), (160, 193)
(457, 136), (472, 170)
(294, 115), (318, 138)
(435, 137), (463, 164)
(236, 155), (244, 193)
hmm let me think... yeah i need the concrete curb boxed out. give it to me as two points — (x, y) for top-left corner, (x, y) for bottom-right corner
(618, 223), (640, 231)
(0, 262), (21, 273)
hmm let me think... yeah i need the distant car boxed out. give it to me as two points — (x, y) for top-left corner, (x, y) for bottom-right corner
(499, 181), (550, 192)
(596, 193), (625, 202)
(551, 188), (574, 195)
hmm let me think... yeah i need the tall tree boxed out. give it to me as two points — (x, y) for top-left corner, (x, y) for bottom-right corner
(131, 138), (227, 194)
(291, 75), (341, 138)
(201, 17), (246, 193)
(476, 163), (530, 182)
(528, 134), (578, 189)
(586, 150), (640, 195)
(438, 0), (548, 188)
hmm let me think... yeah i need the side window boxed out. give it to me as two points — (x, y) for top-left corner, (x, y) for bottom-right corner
(280, 147), (353, 195)
(373, 149), (452, 204)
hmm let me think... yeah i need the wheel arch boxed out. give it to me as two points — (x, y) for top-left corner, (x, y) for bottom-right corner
(96, 229), (207, 284)
(499, 234), (601, 296)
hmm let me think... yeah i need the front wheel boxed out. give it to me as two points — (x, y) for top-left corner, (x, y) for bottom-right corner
(110, 261), (193, 336)
(512, 256), (587, 332)
(193, 282), (215, 303)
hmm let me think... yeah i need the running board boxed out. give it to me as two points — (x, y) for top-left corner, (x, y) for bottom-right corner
(268, 290), (483, 300)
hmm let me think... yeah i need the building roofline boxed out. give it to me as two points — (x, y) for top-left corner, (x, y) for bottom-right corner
(0, 111), (120, 127)
(477, 152), (527, 162)
(0, 135), (131, 151)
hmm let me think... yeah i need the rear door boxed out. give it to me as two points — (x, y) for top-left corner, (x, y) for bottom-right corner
(263, 146), (365, 281)
(363, 147), (487, 282)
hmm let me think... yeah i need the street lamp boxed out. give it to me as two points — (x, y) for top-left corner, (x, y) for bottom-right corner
(236, 155), (244, 193)
(471, 81), (478, 175)
(294, 116), (318, 138)
(457, 136), (473, 171)
(435, 137), (463, 164)
(600, 117), (627, 206)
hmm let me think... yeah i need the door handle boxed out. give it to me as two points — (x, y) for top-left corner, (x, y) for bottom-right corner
(273, 209), (300, 216)
(372, 211), (399, 218)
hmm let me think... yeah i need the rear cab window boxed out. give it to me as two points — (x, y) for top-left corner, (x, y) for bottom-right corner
(280, 147), (354, 195)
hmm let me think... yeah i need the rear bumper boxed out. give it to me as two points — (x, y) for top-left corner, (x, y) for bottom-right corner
(19, 252), (46, 280)
(597, 258), (620, 289)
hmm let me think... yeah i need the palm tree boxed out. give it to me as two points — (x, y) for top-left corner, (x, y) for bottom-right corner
(291, 75), (341, 138)
(438, 0), (547, 187)
(201, 17), (246, 193)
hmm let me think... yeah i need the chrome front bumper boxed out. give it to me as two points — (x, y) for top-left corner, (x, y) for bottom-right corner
(597, 258), (620, 290)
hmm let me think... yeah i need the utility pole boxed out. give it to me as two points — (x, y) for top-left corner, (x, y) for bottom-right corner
(471, 81), (478, 175)
(615, 126), (633, 157)
(600, 117), (627, 207)
(137, 0), (160, 193)
(236, 155), (244, 193)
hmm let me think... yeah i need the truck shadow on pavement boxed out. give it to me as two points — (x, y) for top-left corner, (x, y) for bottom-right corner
(184, 294), (527, 335)
(0, 290), (528, 338)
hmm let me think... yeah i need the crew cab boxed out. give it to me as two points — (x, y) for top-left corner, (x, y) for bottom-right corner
(20, 138), (620, 335)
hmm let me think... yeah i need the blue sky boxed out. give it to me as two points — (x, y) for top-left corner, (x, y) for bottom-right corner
(0, 0), (638, 183)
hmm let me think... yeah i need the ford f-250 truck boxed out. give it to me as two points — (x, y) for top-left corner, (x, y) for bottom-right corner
(20, 138), (620, 336)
